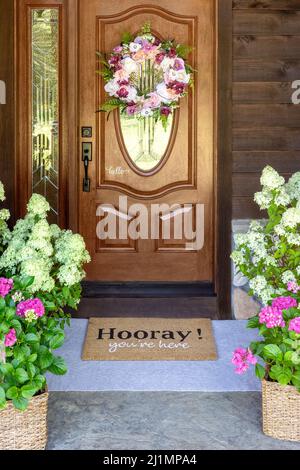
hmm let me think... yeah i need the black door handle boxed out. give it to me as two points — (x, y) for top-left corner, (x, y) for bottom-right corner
(83, 155), (90, 192)
(82, 142), (92, 192)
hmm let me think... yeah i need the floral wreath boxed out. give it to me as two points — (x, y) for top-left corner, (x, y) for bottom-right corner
(98, 23), (194, 128)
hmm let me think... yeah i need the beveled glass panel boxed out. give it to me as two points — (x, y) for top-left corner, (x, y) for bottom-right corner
(31, 9), (59, 223)
(119, 59), (173, 173)
(120, 113), (173, 172)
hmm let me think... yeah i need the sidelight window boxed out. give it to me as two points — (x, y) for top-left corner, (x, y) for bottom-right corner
(31, 8), (60, 223)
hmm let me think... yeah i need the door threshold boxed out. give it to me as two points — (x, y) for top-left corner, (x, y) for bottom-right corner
(81, 281), (216, 299)
(73, 296), (218, 319)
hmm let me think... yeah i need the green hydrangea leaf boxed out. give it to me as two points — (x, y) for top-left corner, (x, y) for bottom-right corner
(15, 367), (29, 384)
(48, 356), (67, 376)
(6, 386), (19, 399)
(13, 396), (29, 411)
(263, 344), (283, 361)
(25, 333), (39, 344)
(49, 332), (65, 350)
(255, 364), (266, 380)
(21, 384), (37, 399)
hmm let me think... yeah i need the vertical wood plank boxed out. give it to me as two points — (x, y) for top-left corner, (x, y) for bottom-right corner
(217, 0), (233, 318)
(0, 0), (15, 223)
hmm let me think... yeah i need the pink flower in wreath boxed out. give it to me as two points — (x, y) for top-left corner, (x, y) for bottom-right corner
(289, 317), (300, 334)
(160, 106), (172, 116)
(155, 52), (165, 65)
(16, 298), (45, 321)
(259, 306), (285, 328)
(117, 87), (129, 99)
(167, 47), (177, 58)
(109, 55), (120, 66)
(143, 92), (162, 109)
(173, 58), (185, 71)
(114, 68), (130, 83)
(0, 278), (13, 298)
(272, 296), (297, 311)
(113, 45), (123, 53)
(5, 329), (17, 347)
(126, 104), (138, 116)
(232, 347), (257, 375)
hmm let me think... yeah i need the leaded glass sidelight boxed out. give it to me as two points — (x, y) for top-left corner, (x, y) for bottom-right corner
(119, 60), (173, 173)
(31, 9), (60, 223)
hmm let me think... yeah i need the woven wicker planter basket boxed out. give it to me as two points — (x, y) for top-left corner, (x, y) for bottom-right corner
(262, 379), (300, 442)
(0, 391), (48, 450)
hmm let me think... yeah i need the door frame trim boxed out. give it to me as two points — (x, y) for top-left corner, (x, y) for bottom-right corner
(14, 0), (233, 318)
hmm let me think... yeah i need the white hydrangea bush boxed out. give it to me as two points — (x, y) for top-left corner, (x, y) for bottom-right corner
(231, 166), (300, 305)
(0, 183), (90, 311)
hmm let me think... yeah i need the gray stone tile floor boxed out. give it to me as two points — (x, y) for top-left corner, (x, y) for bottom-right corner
(46, 392), (300, 450)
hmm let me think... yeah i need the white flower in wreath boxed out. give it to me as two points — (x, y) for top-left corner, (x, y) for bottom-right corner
(165, 69), (190, 84)
(160, 57), (175, 72)
(125, 86), (138, 103)
(140, 107), (153, 117)
(156, 82), (178, 103)
(122, 57), (139, 74)
(104, 80), (119, 97)
(129, 42), (142, 53)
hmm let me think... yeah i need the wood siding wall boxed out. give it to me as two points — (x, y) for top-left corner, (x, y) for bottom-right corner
(232, 0), (300, 218)
(0, 0), (15, 223)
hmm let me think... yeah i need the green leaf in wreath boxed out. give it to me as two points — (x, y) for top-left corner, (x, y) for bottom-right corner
(0, 297), (6, 310)
(98, 99), (124, 113)
(176, 44), (193, 59)
(121, 31), (133, 45)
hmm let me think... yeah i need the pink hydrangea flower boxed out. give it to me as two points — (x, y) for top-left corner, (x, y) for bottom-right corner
(0, 278), (13, 298)
(287, 281), (300, 294)
(272, 296), (297, 311)
(4, 329), (17, 347)
(16, 298), (45, 320)
(259, 306), (285, 328)
(289, 317), (300, 334)
(232, 347), (257, 375)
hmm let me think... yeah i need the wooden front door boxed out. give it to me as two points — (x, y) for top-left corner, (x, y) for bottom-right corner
(79, 0), (216, 282)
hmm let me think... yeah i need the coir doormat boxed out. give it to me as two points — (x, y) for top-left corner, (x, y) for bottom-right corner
(82, 318), (217, 361)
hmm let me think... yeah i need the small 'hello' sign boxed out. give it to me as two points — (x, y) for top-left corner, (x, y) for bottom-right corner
(82, 318), (217, 361)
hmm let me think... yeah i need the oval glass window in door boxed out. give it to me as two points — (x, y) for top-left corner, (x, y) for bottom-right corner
(119, 59), (173, 173)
